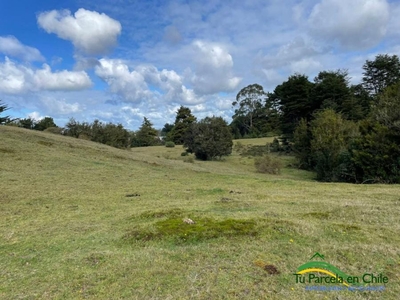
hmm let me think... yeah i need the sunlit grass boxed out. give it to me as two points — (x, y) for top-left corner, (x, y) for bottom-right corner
(1, 126), (399, 299)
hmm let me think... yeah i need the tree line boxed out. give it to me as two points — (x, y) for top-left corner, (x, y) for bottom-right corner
(1, 102), (232, 161)
(231, 54), (400, 183)
(2, 53), (400, 182)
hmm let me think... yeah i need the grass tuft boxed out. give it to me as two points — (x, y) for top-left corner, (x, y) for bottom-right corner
(123, 217), (258, 244)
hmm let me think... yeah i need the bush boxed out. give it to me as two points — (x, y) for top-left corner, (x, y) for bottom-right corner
(44, 127), (63, 135)
(184, 156), (194, 163)
(269, 138), (281, 152)
(184, 116), (233, 161)
(165, 141), (175, 148)
(254, 155), (283, 174)
(181, 151), (188, 156)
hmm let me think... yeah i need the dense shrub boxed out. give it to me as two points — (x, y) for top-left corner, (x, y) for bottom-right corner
(254, 155), (283, 174)
(64, 118), (130, 149)
(44, 127), (63, 135)
(165, 141), (175, 148)
(184, 116), (233, 160)
(269, 137), (281, 153)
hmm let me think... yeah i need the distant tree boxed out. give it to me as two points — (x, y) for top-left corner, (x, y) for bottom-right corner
(264, 92), (282, 134)
(231, 84), (266, 137)
(351, 120), (400, 184)
(64, 118), (91, 138)
(132, 117), (159, 147)
(184, 116), (233, 160)
(362, 54), (400, 96)
(309, 109), (359, 182)
(161, 123), (175, 140)
(34, 117), (57, 131)
(349, 84), (400, 183)
(170, 106), (196, 144)
(311, 70), (351, 112)
(372, 82), (400, 131)
(0, 100), (13, 125)
(271, 74), (314, 137)
(64, 118), (130, 149)
(341, 84), (371, 121)
(292, 118), (312, 170)
(102, 123), (130, 148)
(18, 117), (36, 129)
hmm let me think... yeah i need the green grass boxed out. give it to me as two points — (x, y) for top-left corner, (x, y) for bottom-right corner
(1, 126), (400, 299)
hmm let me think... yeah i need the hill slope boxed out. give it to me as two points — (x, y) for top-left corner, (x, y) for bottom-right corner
(1, 126), (399, 299)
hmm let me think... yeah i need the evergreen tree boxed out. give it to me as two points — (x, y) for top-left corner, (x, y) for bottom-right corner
(34, 117), (57, 131)
(271, 74), (314, 137)
(170, 106), (196, 144)
(133, 117), (159, 147)
(0, 100), (13, 125)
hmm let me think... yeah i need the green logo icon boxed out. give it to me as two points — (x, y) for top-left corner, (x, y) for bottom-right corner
(294, 253), (389, 287)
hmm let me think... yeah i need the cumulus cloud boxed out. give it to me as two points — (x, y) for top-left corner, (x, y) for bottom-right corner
(95, 58), (151, 102)
(37, 8), (121, 55)
(95, 59), (202, 105)
(190, 40), (241, 95)
(259, 37), (320, 69)
(28, 111), (44, 121)
(0, 57), (92, 94)
(39, 96), (82, 114)
(0, 36), (44, 61)
(308, 0), (390, 49)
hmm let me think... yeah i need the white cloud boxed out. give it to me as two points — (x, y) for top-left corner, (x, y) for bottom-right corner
(0, 57), (92, 94)
(190, 40), (241, 95)
(39, 96), (82, 115)
(259, 37), (320, 69)
(308, 0), (390, 49)
(95, 58), (203, 105)
(290, 57), (323, 75)
(35, 64), (92, 91)
(0, 36), (44, 62)
(95, 58), (151, 102)
(37, 8), (121, 55)
(28, 111), (44, 121)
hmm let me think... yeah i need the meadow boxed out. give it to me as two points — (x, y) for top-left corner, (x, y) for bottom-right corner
(1, 126), (399, 299)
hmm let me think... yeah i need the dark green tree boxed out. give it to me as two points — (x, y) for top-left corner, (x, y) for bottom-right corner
(132, 117), (159, 147)
(184, 116), (233, 160)
(362, 54), (400, 96)
(350, 83), (400, 183)
(161, 123), (175, 141)
(271, 74), (314, 137)
(102, 123), (130, 148)
(0, 100), (13, 125)
(18, 117), (36, 129)
(341, 84), (371, 121)
(64, 118), (91, 138)
(311, 70), (351, 112)
(292, 118), (312, 169)
(170, 106), (196, 144)
(34, 117), (57, 131)
(231, 84), (266, 137)
(310, 109), (359, 182)
(351, 121), (400, 183)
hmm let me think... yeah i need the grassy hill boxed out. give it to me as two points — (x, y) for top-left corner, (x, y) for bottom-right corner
(1, 126), (399, 299)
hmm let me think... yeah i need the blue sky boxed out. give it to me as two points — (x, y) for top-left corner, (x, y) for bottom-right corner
(1, 0), (400, 130)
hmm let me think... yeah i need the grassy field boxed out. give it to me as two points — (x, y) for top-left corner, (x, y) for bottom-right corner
(1, 126), (399, 299)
